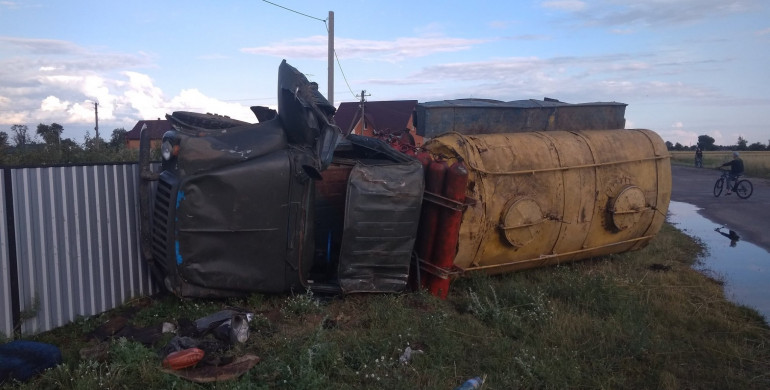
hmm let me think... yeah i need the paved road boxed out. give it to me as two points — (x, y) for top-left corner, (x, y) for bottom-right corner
(671, 165), (770, 252)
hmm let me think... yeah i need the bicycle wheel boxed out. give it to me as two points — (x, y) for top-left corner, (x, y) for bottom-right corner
(735, 180), (753, 199)
(713, 178), (724, 197)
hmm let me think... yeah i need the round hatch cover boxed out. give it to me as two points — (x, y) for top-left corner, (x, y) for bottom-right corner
(610, 186), (646, 231)
(500, 198), (543, 247)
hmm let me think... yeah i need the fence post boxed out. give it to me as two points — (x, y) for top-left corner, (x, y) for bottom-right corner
(2, 168), (21, 338)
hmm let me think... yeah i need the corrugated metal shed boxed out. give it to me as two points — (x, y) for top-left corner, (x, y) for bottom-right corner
(415, 98), (627, 138)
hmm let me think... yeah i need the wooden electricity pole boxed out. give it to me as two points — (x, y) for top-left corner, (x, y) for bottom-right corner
(93, 101), (100, 146)
(328, 10), (334, 106)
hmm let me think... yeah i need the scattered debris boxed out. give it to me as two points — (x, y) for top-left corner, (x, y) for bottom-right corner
(0, 340), (62, 384)
(160, 354), (260, 383)
(79, 341), (110, 362)
(193, 309), (253, 344)
(156, 308), (259, 382)
(398, 346), (424, 365)
(453, 375), (484, 390)
(648, 263), (672, 272)
(162, 348), (205, 370)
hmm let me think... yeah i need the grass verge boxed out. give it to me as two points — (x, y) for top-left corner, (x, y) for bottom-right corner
(3, 223), (769, 389)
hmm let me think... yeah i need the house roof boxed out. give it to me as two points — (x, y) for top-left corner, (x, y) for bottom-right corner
(334, 100), (418, 135)
(126, 119), (173, 140)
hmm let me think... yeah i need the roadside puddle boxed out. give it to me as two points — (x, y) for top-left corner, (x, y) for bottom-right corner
(667, 201), (770, 323)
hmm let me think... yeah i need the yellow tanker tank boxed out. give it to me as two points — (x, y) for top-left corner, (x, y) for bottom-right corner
(423, 129), (671, 275)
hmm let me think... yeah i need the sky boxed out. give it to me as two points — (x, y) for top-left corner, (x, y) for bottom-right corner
(0, 0), (768, 147)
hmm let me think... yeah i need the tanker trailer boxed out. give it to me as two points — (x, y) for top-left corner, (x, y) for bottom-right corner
(416, 130), (671, 298)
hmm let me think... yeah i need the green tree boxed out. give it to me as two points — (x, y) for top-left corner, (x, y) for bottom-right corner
(60, 138), (84, 163)
(0, 131), (8, 164)
(109, 128), (128, 150)
(83, 131), (106, 151)
(674, 142), (684, 151)
(736, 136), (748, 151)
(747, 142), (766, 151)
(697, 135), (716, 151)
(10, 124), (30, 147)
(665, 141), (674, 150)
(36, 123), (64, 145)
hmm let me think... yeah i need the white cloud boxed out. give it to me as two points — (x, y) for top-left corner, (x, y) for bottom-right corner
(241, 35), (489, 62)
(547, 0), (760, 27)
(0, 55), (252, 141)
(488, 20), (516, 30)
(167, 89), (253, 122)
(541, 1), (586, 12)
(611, 28), (635, 35)
(121, 71), (168, 120)
(40, 96), (69, 112)
(0, 36), (84, 55)
(649, 122), (699, 145)
(1, 1), (26, 10)
(757, 27), (770, 35)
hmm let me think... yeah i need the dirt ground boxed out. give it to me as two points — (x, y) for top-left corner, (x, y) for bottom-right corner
(670, 165), (770, 252)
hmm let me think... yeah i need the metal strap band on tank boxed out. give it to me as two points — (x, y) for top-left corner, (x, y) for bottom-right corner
(422, 190), (476, 211)
(461, 235), (655, 272)
(417, 256), (461, 279)
(499, 217), (546, 230)
(635, 129), (671, 220)
(530, 131), (573, 257)
(448, 131), (667, 176)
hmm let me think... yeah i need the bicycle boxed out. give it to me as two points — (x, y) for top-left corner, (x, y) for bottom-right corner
(713, 168), (753, 199)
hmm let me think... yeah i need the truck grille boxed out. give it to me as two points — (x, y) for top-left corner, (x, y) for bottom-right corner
(151, 173), (176, 264)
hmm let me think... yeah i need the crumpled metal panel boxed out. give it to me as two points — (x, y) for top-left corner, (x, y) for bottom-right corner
(338, 160), (424, 293)
(175, 119), (288, 176)
(277, 60), (341, 171)
(166, 148), (316, 297)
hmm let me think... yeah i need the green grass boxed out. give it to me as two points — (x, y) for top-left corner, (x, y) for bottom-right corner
(3, 224), (770, 389)
(670, 150), (770, 179)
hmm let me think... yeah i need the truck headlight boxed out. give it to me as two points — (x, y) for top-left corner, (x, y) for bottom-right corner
(161, 140), (173, 160)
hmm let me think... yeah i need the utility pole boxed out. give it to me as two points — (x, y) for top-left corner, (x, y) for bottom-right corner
(356, 90), (370, 136)
(328, 10), (334, 106)
(93, 101), (100, 147)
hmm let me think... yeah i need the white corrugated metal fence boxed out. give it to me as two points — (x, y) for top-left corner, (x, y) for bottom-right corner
(0, 163), (157, 337)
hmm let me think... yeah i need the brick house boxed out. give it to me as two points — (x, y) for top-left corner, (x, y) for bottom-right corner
(333, 100), (423, 147)
(125, 119), (173, 149)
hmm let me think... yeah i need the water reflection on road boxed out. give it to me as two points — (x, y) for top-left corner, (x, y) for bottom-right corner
(667, 201), (770, 323)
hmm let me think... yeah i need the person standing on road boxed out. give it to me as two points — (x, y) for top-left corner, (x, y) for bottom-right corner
(695, 147), (703, 167)
(720, 151), (744, 195)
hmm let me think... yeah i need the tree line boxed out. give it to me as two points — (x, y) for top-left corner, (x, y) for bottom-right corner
(666, 135), (769, 152)
(0, 123), (141, 166)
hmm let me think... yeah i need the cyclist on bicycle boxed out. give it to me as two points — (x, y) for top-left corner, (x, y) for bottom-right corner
(720, 151), (744, 195)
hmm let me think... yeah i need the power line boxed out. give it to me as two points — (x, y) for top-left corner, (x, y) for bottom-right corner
(262, 0), (358, 101)
(261, 0), (326, 22)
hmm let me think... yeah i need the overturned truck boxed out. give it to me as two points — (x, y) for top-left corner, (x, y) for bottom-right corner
(139, 60), (671, 298)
